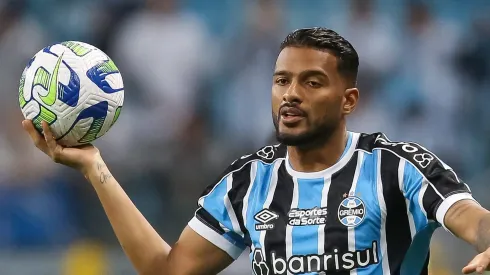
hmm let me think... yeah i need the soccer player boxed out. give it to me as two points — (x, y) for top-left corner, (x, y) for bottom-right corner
(22, 28), (490, 275)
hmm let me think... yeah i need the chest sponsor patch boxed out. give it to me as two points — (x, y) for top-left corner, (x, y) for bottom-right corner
(288, 207), (328, 226)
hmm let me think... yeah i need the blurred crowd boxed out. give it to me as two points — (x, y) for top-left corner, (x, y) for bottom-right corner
(1, 0), (490, 273)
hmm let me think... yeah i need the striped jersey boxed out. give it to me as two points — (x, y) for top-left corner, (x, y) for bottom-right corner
(188, 132), (475, 275)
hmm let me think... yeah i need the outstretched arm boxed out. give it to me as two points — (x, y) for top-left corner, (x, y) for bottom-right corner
(86, 160), (234, 275)
(23, 121), (235, 275)
(444, 200), (490, 274)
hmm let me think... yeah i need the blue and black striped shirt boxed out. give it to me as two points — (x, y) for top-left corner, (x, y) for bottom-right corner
(189, 132), (475, 275)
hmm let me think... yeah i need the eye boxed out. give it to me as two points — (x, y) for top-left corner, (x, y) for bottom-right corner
(307, 81), (322, 88)
(275, 78), (289, 86)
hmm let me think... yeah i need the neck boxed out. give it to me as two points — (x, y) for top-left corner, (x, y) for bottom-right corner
(287, 124), (349, 173)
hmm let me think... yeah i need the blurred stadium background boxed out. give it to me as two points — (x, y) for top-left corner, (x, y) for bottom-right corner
(1, 0), (490, 274)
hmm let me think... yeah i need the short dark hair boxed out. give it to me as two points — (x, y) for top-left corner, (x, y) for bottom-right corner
(280, 27), (359, 86)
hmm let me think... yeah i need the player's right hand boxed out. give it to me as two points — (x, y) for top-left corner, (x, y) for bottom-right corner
(22, 120), (100, 173)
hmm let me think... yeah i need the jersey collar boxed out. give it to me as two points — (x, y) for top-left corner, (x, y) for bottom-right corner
(285, 132), (360, 179)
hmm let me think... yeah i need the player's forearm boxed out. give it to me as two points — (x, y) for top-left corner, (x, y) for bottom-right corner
(475, 213), (490, 253)
(83, 159), (171, 274)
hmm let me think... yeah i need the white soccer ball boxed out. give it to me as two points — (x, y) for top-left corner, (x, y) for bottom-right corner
(19, 41), (124, 147)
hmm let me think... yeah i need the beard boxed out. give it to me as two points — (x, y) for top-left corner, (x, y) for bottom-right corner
(272, 111), (339, 148)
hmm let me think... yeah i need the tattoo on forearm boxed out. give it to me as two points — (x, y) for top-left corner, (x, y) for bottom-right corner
(96, 161), (112, 184)
(476, 213), (490, 252)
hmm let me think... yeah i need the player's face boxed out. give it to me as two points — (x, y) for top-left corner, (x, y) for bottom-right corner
(271, 47), (355, 147)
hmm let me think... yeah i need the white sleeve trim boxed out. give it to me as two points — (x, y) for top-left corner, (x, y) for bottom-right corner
(436, 192), (478, 232)
(188, 217), (244, 259)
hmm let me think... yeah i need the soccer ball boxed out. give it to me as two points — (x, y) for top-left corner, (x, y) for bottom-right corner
(19, 41), (124, 147)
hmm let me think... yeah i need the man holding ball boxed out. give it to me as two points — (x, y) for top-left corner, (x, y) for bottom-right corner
(22, 28), (490, 275)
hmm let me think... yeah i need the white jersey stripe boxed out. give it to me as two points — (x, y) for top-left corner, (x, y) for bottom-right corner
(376, 150), (391, 275)
(224, 174), (244, 237)
(244, 161), (258, 251)
(418, 180), (429, 220)
(348, 151), (365, 275)
(286, 177), (300, 275)
(398, 159), (416, 239)
(318, 175), (332, 255)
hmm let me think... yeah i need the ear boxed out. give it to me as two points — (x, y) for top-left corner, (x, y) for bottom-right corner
(342, 88), (359, 115)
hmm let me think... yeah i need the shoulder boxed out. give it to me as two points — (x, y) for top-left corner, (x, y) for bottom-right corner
(220, 144), (286, 179)
(199, 144), (286, 198)
(356, 132), (453, 176)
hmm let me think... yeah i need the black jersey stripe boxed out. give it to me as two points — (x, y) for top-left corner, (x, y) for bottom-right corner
(323, 151), (359, 274)
(263, 162), (294, 268)
(227, 162), (253, 247)
(380, 150), (412, 275)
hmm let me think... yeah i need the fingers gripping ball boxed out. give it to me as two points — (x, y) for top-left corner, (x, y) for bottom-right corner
(19, 41), (124, 146)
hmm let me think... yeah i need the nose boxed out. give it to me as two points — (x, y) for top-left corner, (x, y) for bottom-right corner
(282, 82), (302, 104)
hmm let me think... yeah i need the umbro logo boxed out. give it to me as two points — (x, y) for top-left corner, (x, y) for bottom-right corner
(254, 209), (279, 231)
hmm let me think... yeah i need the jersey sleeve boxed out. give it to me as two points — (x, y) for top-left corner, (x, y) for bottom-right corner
(399, 144), (477, 232)
(371, 134), (477, 233)
(188, 159), (252, 259)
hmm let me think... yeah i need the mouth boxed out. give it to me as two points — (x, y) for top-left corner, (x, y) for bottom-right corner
(280, 106), (305, 125)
